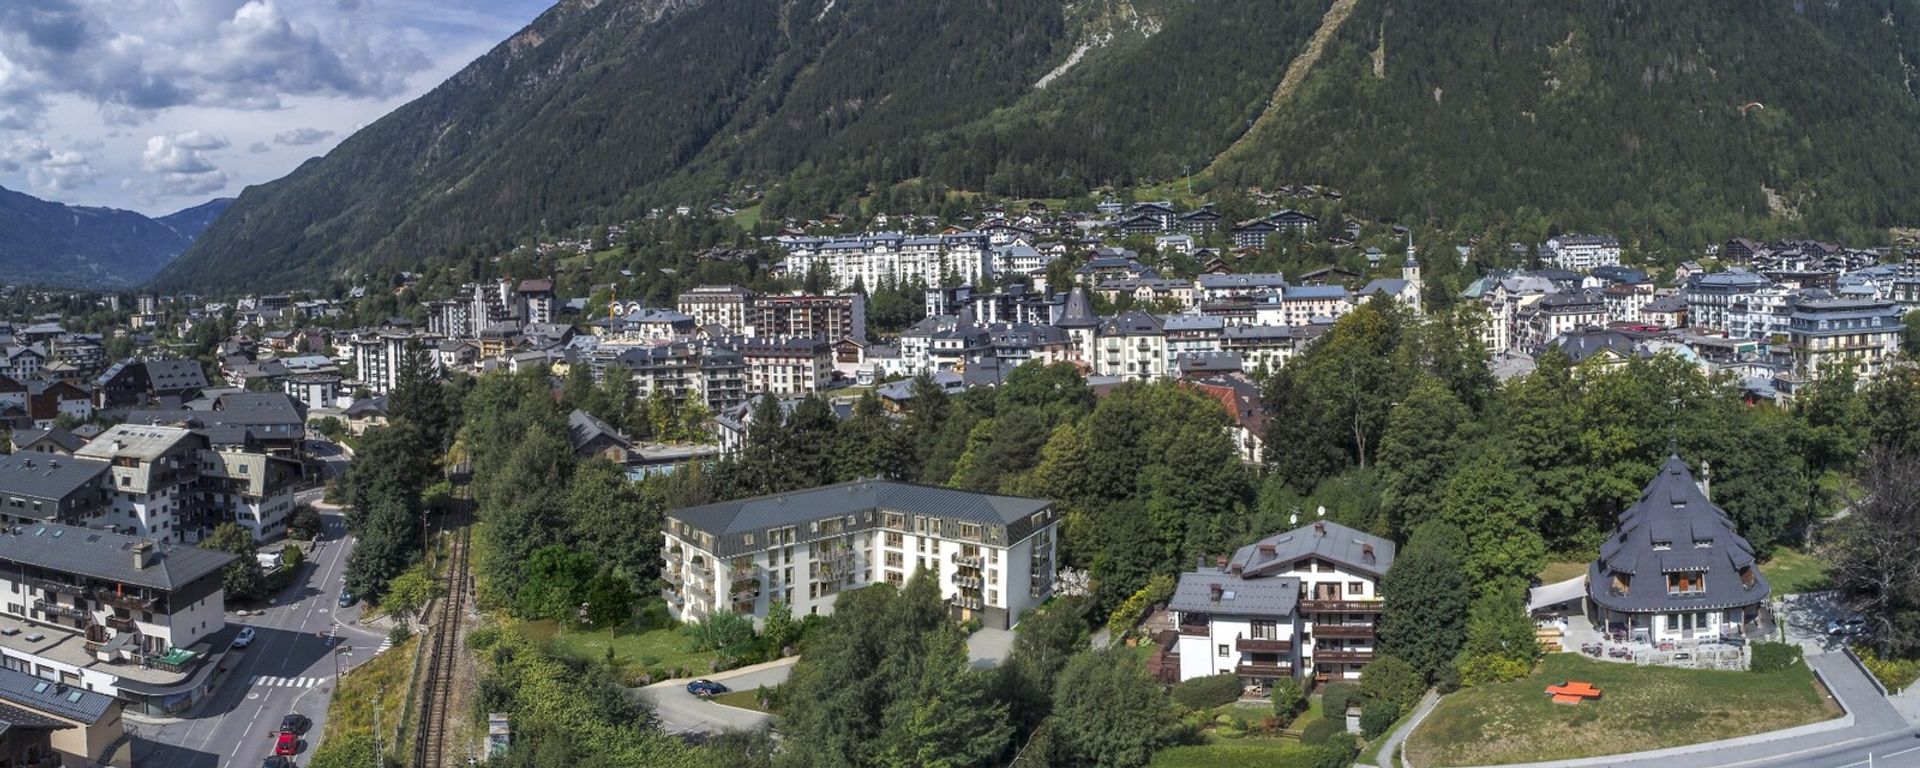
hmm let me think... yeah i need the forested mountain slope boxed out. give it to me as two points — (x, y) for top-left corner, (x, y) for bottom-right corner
(159, 0), (1920, 292)
(0, 186), (227, 289)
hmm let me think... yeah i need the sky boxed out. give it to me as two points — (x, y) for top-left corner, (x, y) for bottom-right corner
(0, 0), (553, 215)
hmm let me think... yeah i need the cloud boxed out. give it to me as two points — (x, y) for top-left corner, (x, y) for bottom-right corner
(139, 131), (229, 197)
(1, 138), (103, 192)
(247, 141), (271, 154)
(272, 127), (334, 146)
(0, 0), (434, 126)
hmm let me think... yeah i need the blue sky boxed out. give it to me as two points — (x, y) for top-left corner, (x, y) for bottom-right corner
(0, 0), (553, 214)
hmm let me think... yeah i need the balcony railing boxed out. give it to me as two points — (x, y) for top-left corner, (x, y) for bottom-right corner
(106, 615), (136, 632)
(1313, 649), (1376, 664)
(661, 588), (683, 606)
(954, 575), (982, 589)
(952, 553), (984, 569)
(100, 592), (157, 612)
(952, 596), (984, 611)
(1298, 599), (1384, 614)
(662, 570), (682, 587)
(27, 578), (91, 599)
(1236, 636), (1293, 653)
(686, 583), (713, 601)
(730, 578), (759, 596)
(1177, 622), (1210, 636)
(33, 600), (84, 620)
(1311, 624), (1376, 639)
(1234, 662), (1293, 678)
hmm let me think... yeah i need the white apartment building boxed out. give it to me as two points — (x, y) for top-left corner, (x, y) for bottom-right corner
(677, 285), (755, 333)
(1724, 285), (1799, 341)
(73, 426), (206, 543)
(1156, 518), (1395, 688)
(1546, 234), (1622, 272)
(349, 331), (442, 395)
(1685, 270), (1773, 332)
(1278, 286), (1353, 326)
(779, 233), (993, 292)
(662, 481), (1059, 630)
(738, 338), (834, 397)
(197, 449), (301, 543)
(1091, 312), (1169, 382)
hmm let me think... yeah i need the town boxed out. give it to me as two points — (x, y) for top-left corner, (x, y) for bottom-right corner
(0, 188), (1909, 768)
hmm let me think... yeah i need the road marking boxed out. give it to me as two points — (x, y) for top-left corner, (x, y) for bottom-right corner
(252, 675), (322, 688)
(1886, 745), (1920, 759)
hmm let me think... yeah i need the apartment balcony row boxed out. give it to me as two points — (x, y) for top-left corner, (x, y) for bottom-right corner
(952, 553), (985, 569)
(1312, 649), (1376, 664)
(1310, 623), (1376, 640)
(953, 575), (982, 589)
(1178, 621), (1210, 636)
(1235, 636), (1293, 654)
(1234, 661), (1292, 678)
(33, 600), (84, 620)
(1298, 599), (1384, 614)
(951, 596), (984, 611)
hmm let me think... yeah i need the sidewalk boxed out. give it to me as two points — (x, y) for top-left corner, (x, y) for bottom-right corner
(1358, 689), (1439, 768)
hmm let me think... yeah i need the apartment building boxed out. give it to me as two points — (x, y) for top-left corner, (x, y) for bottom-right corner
(0, 454), (111, 527)
(196, 449), (301, 542)
(677, 285), (755, 332)
(751, 293), (867, 342)
(1545, 234), (1622, 271)
(349, 331), (442, 395)
(737, 338), (834, 397)
(662, 480), (1058, 630)
(73, 426), (206, 542)
(1785, 297), (1905, 389)
(1685, 270), (1772, 332)
(0, 524), (235, 715)
(780, 233), (993, 292)
(1156, 518), (1395, 689)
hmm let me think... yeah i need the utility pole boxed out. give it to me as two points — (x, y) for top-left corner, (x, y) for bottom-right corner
(374, 684), (385, 768)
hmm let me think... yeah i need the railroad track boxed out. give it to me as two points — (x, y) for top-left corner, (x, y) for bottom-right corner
(415, 508), (471, 768)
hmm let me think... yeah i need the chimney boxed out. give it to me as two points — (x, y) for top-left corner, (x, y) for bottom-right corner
(1208, 583), (1223, 601)
(1313, 521), (1326, 536)
(1229, 562), (1243, 576)
(1257, 543), (1276, 555)
(133, 541), (153, 570)
(1215, 556), (1228, 568)
(1362, 543), (1375, 563)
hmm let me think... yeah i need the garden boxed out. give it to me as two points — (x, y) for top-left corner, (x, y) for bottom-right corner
(1404, 650), (1839, 766)
(511, 596), (822, 686)
(1146, 671), (1411, 768)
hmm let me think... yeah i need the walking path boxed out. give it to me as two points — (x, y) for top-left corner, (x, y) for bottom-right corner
(1358, 689), (1439, 768)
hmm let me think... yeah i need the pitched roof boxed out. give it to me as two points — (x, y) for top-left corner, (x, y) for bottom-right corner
(0, 523), (235, 591)
(1055, 288), (1099, 329)
(1589, 456), (1769, 613)
(1168, 571), (1300, 617)
(1234, 519), (1396, 579)
(8, 427), (84, 454)
(0, 453), (108, 501)
(0, 666), (113, 724)
(566, 409), (632, 453)
(674, 480), (1048, 540)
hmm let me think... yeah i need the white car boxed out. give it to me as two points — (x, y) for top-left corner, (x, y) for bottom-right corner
(232, 627), (257, 649)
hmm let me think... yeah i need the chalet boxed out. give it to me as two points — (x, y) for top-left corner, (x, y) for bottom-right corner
(566, 409), (634, 463)
(1177, 207), (1224, 236)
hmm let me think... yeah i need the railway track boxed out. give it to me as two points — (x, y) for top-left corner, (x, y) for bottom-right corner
(414, 509), (471, 768)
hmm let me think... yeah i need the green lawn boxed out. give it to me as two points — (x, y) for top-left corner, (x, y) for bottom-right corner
(323, 635), (417, 743)
(514, 618), (716, 683)
(1760, 546), (1830, 595)
(730, 204), (763, 229)
(1536, 560), (1592, 584)
(709, 688), (771, 712)
(1150, 739), (1320, 768)
(1405, 653), (1838, 767)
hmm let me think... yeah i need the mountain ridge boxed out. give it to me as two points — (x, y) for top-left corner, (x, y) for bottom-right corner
(0, 187), (231, 289)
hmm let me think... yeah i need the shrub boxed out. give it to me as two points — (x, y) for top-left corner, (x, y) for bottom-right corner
(1455, 652), (1531, 687)
(388, 623), (412, 647)
(1171, 673), (1243, 710)
(1749, 641), (1804, 674)
(281, 545), (305, 569)
(1300, 718), (1343, 746)
(1103, 573), (1176, 641)
(1359, 654), (1424, 713)
(1360, 699), (1401, 739)
(1271, 676), (1306, 720)
(1310, 732), (1360, 768)
(1320, 682), (1360, 720)
(1856, 646), (1920, 692)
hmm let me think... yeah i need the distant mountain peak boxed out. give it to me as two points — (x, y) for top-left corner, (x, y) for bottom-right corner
(0, 187), (230, 289)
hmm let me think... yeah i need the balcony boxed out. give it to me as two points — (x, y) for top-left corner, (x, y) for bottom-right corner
(1234, 662), (1293, 678)
(1298, 600), (1384, 614)
(730, 577), (760, 596)
(686, 582), (713, 602)
(953, 575), (982, 589)
(1177, 621), (1210, 636)
(1029, 584), (1053, 600)
(729, 564), (758, 580)
(952, 596), (984, 611)
(661, 589), (684, 606)
(33, 600), (84, 620)
(1313, 649), (1376, 664)
(28, 578), (91, 599)
(952, 553), (984, 569)
(1312, 624), (1376, 639)
(100, 592), (156, 612)
(106, 615), (136, 632)
(1236, 636), (1293, 653)
(662, 569), (682, 587)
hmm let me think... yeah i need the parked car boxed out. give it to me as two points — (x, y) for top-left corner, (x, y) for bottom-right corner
(280, 713), (311, 735)
(262, 757), (293, 768)
(232, 627), (256, 649)
(1827, 616), (1869, 636)
(338, 591), (356, 608)
(685, 679), (729, 697)
(274, 732), (299, 756)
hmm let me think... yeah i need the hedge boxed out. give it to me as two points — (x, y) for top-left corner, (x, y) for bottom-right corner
(1172, 673), (1244, 710)
(1300, 718), (1344, 746)
(1749, 641), (1803, 674)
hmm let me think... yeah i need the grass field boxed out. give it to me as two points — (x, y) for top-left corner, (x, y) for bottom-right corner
(1150, 739), (1320, 768)
(323, 635), (418, 743)
(1760, 546), (1830, 595)
(1536, 560), (1592, 584)
(710, 688), (771, 712)
(514, 618), (716, 681)
(1405, 653), (1839, 766)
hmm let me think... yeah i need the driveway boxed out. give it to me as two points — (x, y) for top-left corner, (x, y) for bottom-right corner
(1781, 591), (1858, 655)
(639, 658), (796, 735)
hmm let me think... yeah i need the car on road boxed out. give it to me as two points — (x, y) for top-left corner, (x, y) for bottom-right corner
(274, 731), (299, 756)
(686, 679), (729, 697)
(280, 713), (311, 735)
(232, 627), (256, 649)
(338, 591), (355, 608)
(262, 757), (293, 768)
(1828, 616), (1869, 636)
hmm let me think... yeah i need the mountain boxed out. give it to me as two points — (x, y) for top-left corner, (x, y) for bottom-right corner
(159, 0), (1920, 292)
(0, 187), (232, 289)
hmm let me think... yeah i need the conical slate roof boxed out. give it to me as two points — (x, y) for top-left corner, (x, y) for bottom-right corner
(1056, 287), (1099, 329)
(1588, 455), (1769, 613)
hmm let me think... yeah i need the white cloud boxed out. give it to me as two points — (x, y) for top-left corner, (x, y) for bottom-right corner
(247, 141), (271, 153)
(272, 127), (333, 146)
(138, 131), (229, 198)
(1, 138), (103, 192)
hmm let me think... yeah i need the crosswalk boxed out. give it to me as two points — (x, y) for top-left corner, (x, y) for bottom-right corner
(375, 636), (393, 654)
(252, 675), (324, 689)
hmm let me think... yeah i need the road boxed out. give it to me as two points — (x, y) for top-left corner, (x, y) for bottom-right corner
(640, 658), (796, 735)
(132, 510), (388, 768)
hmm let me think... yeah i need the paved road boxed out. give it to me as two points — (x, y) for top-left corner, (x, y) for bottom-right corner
(132, 511), (388, 768)
(641, 659), (796, 735)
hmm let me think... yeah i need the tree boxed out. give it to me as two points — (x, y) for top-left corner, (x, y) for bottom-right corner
(1048, 647), (1178, 768)
(1001, 599), (1090, 730)
(784, 395), (841, 488)
(1455, 584), (1540, 686)
(836, 392), (908, 480)
(1829, 451), (1920, 656)
(1438, 446), (1545, 595)
(1866, 364), (1920, 458)
(379, 563), (441, 619)
(1377, 522), (1471, 683)
(346, 495), (421, 602)
(567, 458), (661, 585)
(514, 545), (599, 621)
(204, 523), (264, 601)
(584, 571), (637, 630)
(1358, 654), (1425, 715)
(734, 395), (794, 496)
(288, 504), (323, 540)
(1378, 375), (1471, 537)
(388, 339), (450, 452)
(1270, 676), (1305, 720)
(873, 628), (1012, 768)
(902, 373), (952, 480)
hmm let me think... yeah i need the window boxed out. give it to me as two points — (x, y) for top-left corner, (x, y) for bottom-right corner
(1218, 644), (1229, 657)
(1666, 572), (1705, 595)
(1251, 620), (1279, 640)
(988, 589), (998, 605)
(1316, 560), (1333, 573)
(1348, 581), (1364, 596)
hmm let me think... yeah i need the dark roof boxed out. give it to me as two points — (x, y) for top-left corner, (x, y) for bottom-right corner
(0, 523), (236, 591)
(1234, 519), (1396, 579)
(1168, 571), (1300, 617)
(1055, 288), (1099, 328)
(143, 359), (207, 393)
(1589, 456), (1770, 613)
(0, 666), (113, 724)
(566, 409), (632, 453)
(673, 480), (1049, 547)
(0, 454), (108, 501)
(8, 427), (84, 454)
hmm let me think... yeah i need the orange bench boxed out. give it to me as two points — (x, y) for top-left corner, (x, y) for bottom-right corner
(1545, 681), (1602, 704)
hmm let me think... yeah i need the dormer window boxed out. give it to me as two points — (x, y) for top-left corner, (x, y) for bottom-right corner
(1739, 567), (1756, 589)
(1693, 539), (1711, 549)
(1652, 540), (1672, 551)
(1666, 572), (1705, 596)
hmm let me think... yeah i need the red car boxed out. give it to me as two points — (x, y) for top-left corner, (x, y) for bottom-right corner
(275, 731), (299, 756)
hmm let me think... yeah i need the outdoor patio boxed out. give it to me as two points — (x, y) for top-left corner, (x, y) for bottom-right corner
(1545, 613), (1755, 670)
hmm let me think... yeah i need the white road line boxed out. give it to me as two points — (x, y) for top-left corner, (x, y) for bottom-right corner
(1885, 745), (1920, 759)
